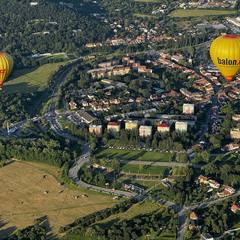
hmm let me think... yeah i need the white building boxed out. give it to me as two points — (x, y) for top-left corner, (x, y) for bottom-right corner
(139, 126), (152, 138)
(175, 121), (188, 132)
(183, 103), (194, 115)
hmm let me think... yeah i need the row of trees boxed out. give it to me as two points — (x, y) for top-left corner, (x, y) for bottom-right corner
(0, 137), (72, 167)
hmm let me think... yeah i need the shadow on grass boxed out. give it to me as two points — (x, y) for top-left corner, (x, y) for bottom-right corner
(0, 219), (17, 239)
(3, 82), (39, 94)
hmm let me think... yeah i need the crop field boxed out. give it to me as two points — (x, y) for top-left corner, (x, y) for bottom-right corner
(4, 62), (64, 94)
(170, 9), (237, 18)
(96, 148), (174, 162)
(0, 161), (115, 238)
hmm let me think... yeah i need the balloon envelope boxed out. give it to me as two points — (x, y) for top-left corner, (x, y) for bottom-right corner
(210, 34), (240, 81)
(0, 52), (14, 88)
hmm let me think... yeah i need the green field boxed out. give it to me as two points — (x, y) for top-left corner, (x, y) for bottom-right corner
(122, 164), (170, 176)
(134, 0), (163, 2)
(133, 13), (158, 19)
(170, 9), (237, 18)
(5, 62), (64, 94)
(96, 148), (174, 162)
(98, 200), (161, 224)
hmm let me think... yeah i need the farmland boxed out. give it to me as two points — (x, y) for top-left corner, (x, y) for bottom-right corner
(0, 161), (116, 238)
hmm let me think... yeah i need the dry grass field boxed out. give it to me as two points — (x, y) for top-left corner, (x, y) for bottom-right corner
(0, 161), (116, 238)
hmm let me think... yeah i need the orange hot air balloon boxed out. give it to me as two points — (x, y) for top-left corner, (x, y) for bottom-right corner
(0, 52), (14, 89)
(210, 34), (240, 81)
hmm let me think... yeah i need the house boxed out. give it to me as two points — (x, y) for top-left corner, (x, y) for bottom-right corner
(125, 120), (138, 130)
(201, 233), (214, 240)
(222, 143), (240, 152)
(69, 100), (77, 110)
(217, 185), (235, 198)
(157, 122), (170, 133)
(183, 103), (194, 115)
(198, 175), (209, 184)
(139, 125), (152, 138)
(232, 114), (240, 122)
(190, 211), (198, 221)
(208, 180), (220, 189)
(231, 202), (240, 213)
(175, 121), (188, 132)
(230, 129), (240, 139)
(107, 122), (120, 133)
(89, 124), (103, 136)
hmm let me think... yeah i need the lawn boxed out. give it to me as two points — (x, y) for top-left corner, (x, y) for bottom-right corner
(96, 148), (174, 162)
(98, 200), (161, 224)
(0, 161), (115, 238)
(4, 62), (64, 94)
(170, 9), (237, 18)
(134, 0), (163, 2)
(122, 164), (170, 176)
(133, 13), (158, 19)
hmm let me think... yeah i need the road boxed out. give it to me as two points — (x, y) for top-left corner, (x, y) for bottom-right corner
(176, 189), (240, 240)
(68, 144), (137, 198)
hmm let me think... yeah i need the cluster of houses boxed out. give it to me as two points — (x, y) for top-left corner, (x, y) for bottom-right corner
(198, 175), (236, 198)
(87, 57), (153, 80)
(157, 53), (215, 103)
(218, 80), (240, 101)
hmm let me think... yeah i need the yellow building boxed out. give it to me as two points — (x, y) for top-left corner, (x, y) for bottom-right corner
(125, 120), (138, 130)
(89, 125), (103, 136)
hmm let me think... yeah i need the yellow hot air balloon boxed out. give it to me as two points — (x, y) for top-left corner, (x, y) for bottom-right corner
(210, 34), (240, 81)
(0, 52), (14, 89)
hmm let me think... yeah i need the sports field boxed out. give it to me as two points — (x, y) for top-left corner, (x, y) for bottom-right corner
(170, 9), (237, 18)
(0, 161), (115, 238)
(122, 164), (170, 175)
(96, 148), (174, 162)
(4, 62), (64, 94)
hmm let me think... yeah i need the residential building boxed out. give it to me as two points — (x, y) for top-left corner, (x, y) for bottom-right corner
(89, 124), (103, 136)
(157, 122), (170, 133)
(107, 122), (120, 132)
(125, 120), (138, 130)
(175, 121), (188, 132)
(139, 125), (152, 138)
(68, 100), (77, 110)
(217, 185), (235, 198)
(208, 180), (220, 189)
(183, 103), (194, 115)
(231, 202), (240, 213)
(198, 175), (209, 184)
(232, 114), (240, 122)
(222, 143), (240, 152)
(190, 211), (198, 221)
(77, 110), (96, 124)
(230, 128), (240, 139)
(201, 233), (214, 240)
